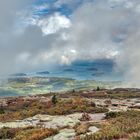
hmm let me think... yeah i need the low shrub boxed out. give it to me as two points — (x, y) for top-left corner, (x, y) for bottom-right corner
(14, 128), (58, 140)
(81, 110), (140, 140)
(0, 108), (5, 114)
(105, 111), (120, 119)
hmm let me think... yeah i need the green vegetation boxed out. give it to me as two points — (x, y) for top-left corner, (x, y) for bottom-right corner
(0, 77), (121, 96)
(80, 110), (140, 140)
(14, 128), (57, 140)
(96, 86), (100, 91)
(0, 108), (5, 114)
(47, 98), (108, 115)
(0, 82), (140, 140)
(0, 97), (108, 122)
(108, 92), (140, 99)
(131, 136), (140, 140)
(51, 94), (57, 105)
(105, 111), (120, 119)
(65, 90), (140, 99)
(0, 127), (21, 139)
(0, 127), (57, 140)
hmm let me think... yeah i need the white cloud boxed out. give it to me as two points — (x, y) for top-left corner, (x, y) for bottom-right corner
(54, 0), (74, 8)
(34, 4), (49, 11)
(54, 0), (82, 9)
(37, 13), (71, 35)
(135, 5), (140, 13)
(0, 0), (140, 87)
(61, 55), (70, 65)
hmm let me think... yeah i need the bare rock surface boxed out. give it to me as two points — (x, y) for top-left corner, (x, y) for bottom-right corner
(0, 114), (81, 129)
(89, 113), (105, 122)
(0, 113), (105, 129)
(44, 129), (76, 140)
(78, 126), (99, 139)
(88, 126), (99, 133)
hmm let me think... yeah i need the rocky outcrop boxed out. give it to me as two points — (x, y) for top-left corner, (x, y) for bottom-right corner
(44, 129), (76, 140)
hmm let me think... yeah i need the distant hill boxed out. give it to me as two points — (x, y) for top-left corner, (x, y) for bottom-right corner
(10, 73), (27, 77)
(0, 76), (121, 97)
(36, 71), (50, 75)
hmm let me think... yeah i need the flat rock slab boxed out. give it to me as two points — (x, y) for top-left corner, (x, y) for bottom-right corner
(44, 129), (76, 140)
(42, 116), (80, 129)
(0, 121), (32, 128)
(0, 113), (81, 129)
(0, 113), (105, 129)
(88, 126), (99, 133)
(89, 113), (105, 122)
(79, 126), (99, 139)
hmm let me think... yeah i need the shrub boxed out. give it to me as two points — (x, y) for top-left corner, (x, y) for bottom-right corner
(80, 113), (91, 121)
(131, 136), (140, 140)
(0, 108), (5, 114)
(105, 112), (120, 119)
(51, 94), (57, 105)
(0, 127), (22, 139)
(81, 110), (140, 140)
(75, 123), (89, 135)
(14, 128), (58, 140)
(96, 86), (100, 91)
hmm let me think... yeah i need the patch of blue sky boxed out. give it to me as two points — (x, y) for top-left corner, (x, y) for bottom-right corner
(56, 5), (73, 17)
(33, 9), (50, 16)
(32, 0), (85, 17)
(33, 6), (71, 17)
(34, 0), (57, 5)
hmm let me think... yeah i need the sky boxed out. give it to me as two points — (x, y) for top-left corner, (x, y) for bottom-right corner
(0, 0), (140, 86)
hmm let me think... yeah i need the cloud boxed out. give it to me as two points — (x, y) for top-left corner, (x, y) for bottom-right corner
(37, 13), (71, 35)
(117, 30), (140, 87)
(0, 0), (140, 86)
(54, 0), (83, 10)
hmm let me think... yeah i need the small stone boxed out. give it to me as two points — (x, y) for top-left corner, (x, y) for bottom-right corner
(88, 126), (99, 133)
